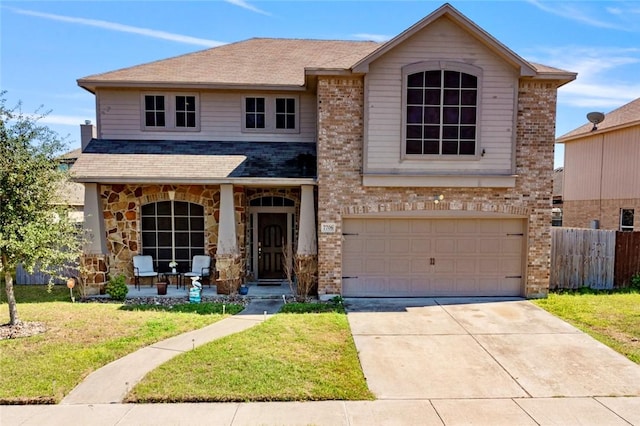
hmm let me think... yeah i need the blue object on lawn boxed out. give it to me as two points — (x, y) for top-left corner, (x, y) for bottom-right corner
(189, 277), (202, 303)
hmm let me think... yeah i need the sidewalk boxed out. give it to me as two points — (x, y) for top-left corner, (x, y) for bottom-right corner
(2, 298), (639, 425)
(62, 298), (284, 405)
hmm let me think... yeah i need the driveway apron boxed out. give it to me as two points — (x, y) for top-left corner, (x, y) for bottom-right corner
(345, 297), (640, 401)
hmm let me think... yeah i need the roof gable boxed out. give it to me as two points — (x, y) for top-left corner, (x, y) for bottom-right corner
(352, 3), (537, 77)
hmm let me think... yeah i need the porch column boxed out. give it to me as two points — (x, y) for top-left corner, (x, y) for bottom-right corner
(297, 184), (317, 255)
(217, 184), (238, 254)
(81, 183), (108, 294)
(83, 183), (107, 255)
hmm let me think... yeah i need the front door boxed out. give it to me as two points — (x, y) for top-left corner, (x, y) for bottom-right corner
(258, 213), (287, 279)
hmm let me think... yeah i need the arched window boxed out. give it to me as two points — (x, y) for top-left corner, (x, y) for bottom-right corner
(141, 201), (205, 272)
(403, 62), (480, 157)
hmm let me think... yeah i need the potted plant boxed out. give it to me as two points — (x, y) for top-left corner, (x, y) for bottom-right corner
(156, 280), (168, 295)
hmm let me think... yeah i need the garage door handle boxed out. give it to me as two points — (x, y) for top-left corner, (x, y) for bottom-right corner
(342, 276), (358, 279)
(505, 275), (522, 279)
(342, 233), (359, 236)
(506, 233), (524, 236)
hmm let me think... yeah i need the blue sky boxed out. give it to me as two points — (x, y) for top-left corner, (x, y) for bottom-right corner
(2, 1), (640, 168)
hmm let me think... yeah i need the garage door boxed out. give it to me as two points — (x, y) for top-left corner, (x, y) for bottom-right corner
(342, 218), (524, 297)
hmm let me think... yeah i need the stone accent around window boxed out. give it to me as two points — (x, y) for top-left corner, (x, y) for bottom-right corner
(100, 184), (222, 281)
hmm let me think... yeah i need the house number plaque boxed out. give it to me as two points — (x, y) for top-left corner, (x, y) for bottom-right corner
(320, 223), (337, 233)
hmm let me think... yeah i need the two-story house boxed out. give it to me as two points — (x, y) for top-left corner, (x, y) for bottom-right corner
(557, 97), (640, 231)
(72, 3), (575, 298)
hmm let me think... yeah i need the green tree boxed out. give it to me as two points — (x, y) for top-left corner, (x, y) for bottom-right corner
(0, 94), (83, 325)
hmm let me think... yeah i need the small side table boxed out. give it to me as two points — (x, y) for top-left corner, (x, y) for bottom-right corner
(163, 272), (183, 289)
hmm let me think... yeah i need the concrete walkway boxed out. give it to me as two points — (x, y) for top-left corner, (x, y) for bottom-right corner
(61, 299), (284, 405)
(3, 297), (640, 425)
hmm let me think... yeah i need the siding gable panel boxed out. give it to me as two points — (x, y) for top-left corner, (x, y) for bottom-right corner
(363, 16), (518, 177)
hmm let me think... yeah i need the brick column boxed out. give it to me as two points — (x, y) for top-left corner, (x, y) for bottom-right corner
(316, 76), (365, 298)
(516, 80), (560, 298)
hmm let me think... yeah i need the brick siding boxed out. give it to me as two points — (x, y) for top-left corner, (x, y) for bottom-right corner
(316, 77), (561, 298)
(563, 198), (640, 230)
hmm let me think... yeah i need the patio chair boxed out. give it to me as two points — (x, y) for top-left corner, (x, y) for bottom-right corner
(132, 255), (158, 290)
(183, 255), (212, 287)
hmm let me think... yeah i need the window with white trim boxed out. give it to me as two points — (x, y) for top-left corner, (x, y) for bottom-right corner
(620, 208), (634, 231)
(276, 98), (296, 129)
(144, 95), (165, 127)
(403, 62), (480, 157)
(242, 95), (299, 133)
(142, 93), (199, 131)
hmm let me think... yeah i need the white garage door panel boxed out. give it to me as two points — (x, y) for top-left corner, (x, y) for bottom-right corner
(342, 218), (524, 297)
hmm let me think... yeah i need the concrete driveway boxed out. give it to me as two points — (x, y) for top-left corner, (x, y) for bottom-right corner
(346, 297), (640, 425)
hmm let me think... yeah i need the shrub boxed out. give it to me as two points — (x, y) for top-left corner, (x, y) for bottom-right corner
(631, 273), (640, 290)
(106, 274), (128, 301)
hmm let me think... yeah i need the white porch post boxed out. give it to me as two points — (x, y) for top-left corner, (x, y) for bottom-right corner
(297, 185), (317, 255)
(83, 183), (107, 255)
(217, 184), (238, 254)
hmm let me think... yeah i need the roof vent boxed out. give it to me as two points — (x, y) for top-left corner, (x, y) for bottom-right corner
(587, 111), (605, 131)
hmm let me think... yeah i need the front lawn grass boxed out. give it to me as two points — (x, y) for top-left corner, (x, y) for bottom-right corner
(128, 309), (373, 402)
(534, 291), (640, 363)
(0, 285), (237, 403)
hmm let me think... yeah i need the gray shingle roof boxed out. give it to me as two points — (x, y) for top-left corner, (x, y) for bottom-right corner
(71, 140), (316, 182)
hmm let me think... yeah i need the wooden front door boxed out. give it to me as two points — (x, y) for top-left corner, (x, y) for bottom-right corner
(258, 213), (287, 279)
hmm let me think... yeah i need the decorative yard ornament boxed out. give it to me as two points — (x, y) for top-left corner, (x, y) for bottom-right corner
(66, 278), (76, 303)
(189, 276), (202, 304)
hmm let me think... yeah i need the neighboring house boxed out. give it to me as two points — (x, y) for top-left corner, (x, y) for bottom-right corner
(71, 4), (575, 298)
(552, 167), (563, 226)
(17, 149), (85, 284)
(57, 148), (85, 223)
(557, 97), (640, 231)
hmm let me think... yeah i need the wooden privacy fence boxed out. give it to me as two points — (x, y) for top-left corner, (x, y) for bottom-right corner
(615, 231), (640, 287)
(551, 228), (640, 290)
(16, 263), (78, 285)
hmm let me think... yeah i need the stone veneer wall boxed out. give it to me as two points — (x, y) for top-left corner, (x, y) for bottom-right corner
(100, 184), (244, 282)
(316, 77), (560, 298)
(563, 198), (640, 230)
(80, 254), (108, 295)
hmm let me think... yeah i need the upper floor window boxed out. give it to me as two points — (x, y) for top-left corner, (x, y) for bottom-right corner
(620, 208), (634, 231)
(142, 93), (199, 131)
(276, 98), (296, 129)
(403, 62), (480, 158)
(175, 96), (196, 128)
(145, 95), (166, 127)
(245, 97), (266, 129)
(242, 95), (299, 133)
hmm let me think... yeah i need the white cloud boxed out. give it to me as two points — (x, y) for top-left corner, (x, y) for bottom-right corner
(6, 7), (225, 47)
(39, 114), (94, 126)
(529, 46), (640, 109)
(224, 0), (271, 16)
(526, 0), (629, 30)
(352, 33), (392, 43)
